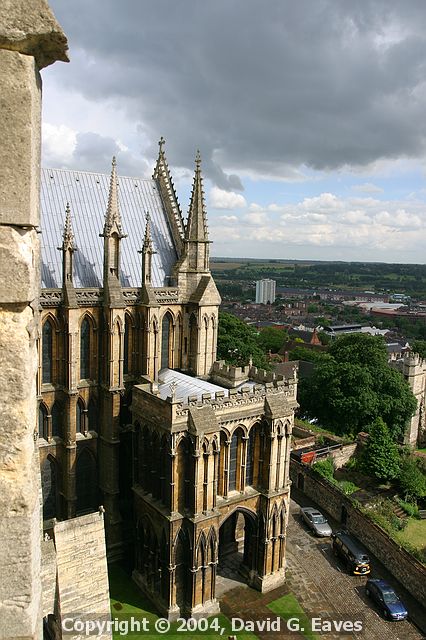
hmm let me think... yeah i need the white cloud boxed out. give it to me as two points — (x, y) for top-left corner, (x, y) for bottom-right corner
(42, 123), (77, 167)
(209, 187), (247, 210)
(352, 182), (384, 194)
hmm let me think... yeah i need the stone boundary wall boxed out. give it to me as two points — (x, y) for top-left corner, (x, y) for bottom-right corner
(54, 512), (112, 640)
(329, 442), (357, 468)
(290, 459), (426, 606)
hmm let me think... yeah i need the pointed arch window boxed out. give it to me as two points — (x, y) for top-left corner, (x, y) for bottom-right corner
(51, 402), (63, 439)
(42, 319), (53, 383)
(124, 315), (131, 374)
(246, 426), (256, 487)
(161, 313), (172, 370)
(76, 448), (98, 513)
(80, 317), (91, 379)
(76, 399), (85, 434)
(38, 404), (48, 440)
(229, 429), (243, 492)
(88, 399), (98, 432)
(42, 457), (58, 520)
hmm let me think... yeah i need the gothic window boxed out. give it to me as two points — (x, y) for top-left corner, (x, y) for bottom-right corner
(42, 319), (53, 383)
(124, 315), (131, 374)
(42, 457), (58, 520)
(88, 399), (98, 432)
(161, 313), (172, 370)
(76, 447), (98, 513)
(246, 426), (256, 486)
(51, 402), (63, 439)
(38, 403), (48, 440)
(80, 317), (91, 379)
(189, 314), (198, 372)
(76, 399), (84, 434)
(228, 429), (241, 492)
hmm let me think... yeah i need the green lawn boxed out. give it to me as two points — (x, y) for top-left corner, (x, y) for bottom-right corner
(109, 564), (257, 639)
(267, 593), (321, 640)
(394, 518), (426, 554)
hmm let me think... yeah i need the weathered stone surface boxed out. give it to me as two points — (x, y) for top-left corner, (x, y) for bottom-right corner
(0, 450), (42, 639)
(0, 227), (39, 304)
(0, 50), (41, 227)
(0, 0), (68, 69)
(41, 538), (57, 617)
(55, 512), (112, 640)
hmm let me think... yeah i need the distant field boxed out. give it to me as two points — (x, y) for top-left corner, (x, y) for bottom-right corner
(210, 261), (245, 270)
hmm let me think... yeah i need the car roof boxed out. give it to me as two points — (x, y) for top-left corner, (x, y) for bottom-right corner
(368, 579), (393, 591)
(302, 507), (323, 515)
(334, 532), (370, 557)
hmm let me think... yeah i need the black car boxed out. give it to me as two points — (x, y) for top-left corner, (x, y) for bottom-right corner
(365, 579), (408, 621)
(331, 531), (370, 575)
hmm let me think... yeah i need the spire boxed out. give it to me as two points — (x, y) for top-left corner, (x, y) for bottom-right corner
(59, 202), (76, 252)
(152, 137), (185, 252)
(138, 212), (157, 286)
(101, 156), (126, 238)
(142, 212), (155, 254)
(186, 150), (209, 241)
(57, 202), (77, 306)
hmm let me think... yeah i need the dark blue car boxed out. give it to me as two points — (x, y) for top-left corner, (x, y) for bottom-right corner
(365, 579), (408, 621)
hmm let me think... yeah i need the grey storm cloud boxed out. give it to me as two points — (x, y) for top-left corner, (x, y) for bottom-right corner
(48, 0), (426, 189)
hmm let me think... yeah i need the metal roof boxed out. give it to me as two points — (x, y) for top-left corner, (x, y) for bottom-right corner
(157, 368), (256, 402)
(157, 368), (229, 401)
(40, 168), (178, 289)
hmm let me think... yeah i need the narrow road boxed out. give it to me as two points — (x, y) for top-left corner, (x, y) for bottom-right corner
(286, 493), (424, 640)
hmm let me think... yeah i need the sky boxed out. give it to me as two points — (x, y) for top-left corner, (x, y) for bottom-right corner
(42, 0), (426, 264)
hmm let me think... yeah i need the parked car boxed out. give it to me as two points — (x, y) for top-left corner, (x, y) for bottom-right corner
(365, 579), (408, 621)
(331, 530), (370, 575)
(300, 507), (332, 537)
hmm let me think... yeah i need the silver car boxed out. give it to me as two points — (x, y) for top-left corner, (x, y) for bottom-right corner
(300, 507), (332, 537)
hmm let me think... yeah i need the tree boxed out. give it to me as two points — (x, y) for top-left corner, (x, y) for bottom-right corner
(216, 312), (269, 369)
(411, 340), (426, 360)
(298, 333), (417, 438)
(257, 327), (288, 354)
(398, 457), (426, 500)
(362, 418), (400, 482)
(329, 333), (388, 369)
(288, 346), (331, 364)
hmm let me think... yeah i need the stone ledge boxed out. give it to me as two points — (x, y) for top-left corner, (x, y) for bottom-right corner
(0, 0), (68, 69)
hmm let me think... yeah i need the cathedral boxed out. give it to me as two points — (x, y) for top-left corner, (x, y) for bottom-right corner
(38, 140), (297, 619)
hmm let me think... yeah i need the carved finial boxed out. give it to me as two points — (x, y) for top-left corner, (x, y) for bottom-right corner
(141, 211), (156, 254)
(159, 136), (165, 153)
(195, 149), (201, 168)
(58, 202), (76, 252)
(99, 505), (105, 515)
(112, 155), (116, 167)
(169, 380), (177, 401)
(248, 355), (253, 368)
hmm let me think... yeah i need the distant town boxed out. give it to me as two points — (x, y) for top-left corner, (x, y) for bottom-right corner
(212, 258), (426, 347)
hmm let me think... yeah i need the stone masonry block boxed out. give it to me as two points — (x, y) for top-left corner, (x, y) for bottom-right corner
(0, 227), (39, 303)
(0, 0), (68, 69)
(0, 306), (38, 501)
(0, 50), (41, 227)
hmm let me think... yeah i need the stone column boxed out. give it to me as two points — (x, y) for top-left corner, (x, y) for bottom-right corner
(0, 3), (68, 638)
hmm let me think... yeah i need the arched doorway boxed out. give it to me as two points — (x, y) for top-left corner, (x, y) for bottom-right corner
(217, 508), (257, 595)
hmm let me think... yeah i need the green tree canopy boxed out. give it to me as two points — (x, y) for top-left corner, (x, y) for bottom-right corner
(410, 340), (426, 360)
(298, 333), (417, 438)
(216, 312), (269, 369)
(398, 457), (426, 500)
(288, 346), (332, 364)
(257, 327), (289, 354)
(362, 418), (401, 481)
(329, 333), (388, 369)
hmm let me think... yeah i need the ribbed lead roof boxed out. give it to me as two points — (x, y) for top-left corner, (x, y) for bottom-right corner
(40, 168), (178, 289)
